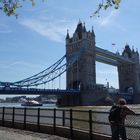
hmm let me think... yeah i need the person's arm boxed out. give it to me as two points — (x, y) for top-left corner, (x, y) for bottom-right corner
(125, 106), (135, 115)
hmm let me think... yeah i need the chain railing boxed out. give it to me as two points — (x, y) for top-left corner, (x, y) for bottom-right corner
(0, 107), (139, 140)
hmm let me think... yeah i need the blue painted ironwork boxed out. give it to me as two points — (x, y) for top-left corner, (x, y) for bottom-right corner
(0, 87), (80, 95)
(0, 46), (84, 88)
(0, 45), (134, 92)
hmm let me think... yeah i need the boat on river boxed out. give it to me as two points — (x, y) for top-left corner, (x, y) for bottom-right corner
(20, 98), (43, 106)
(42, 99), (57, 104)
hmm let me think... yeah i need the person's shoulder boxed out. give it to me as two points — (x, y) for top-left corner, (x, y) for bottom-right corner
(121, 105), (129, 110)
(122, 105), (135, 114)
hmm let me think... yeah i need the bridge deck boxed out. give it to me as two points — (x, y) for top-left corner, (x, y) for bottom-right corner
(95, 46), (134, 65)
(0, 88), (80, 95)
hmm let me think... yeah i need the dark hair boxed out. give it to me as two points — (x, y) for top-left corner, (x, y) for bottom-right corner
(118, 98), (126, 105)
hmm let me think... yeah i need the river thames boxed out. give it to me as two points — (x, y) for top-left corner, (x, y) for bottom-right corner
(0, 102), (140, 113)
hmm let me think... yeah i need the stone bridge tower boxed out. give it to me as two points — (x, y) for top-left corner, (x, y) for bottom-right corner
(118, 45), (140, 93)
(66, 21), (96, 91)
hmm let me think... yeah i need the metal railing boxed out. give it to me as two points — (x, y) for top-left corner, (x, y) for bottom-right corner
(0, 107), (139, 140)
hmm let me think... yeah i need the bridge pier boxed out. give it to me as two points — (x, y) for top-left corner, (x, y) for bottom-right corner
(57, 89), (108, 106)
(57, 94), (81, 106)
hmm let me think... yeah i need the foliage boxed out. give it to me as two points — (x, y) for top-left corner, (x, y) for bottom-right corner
(0, 0), (44, 18)
(0, 0), (121, 18)
(92, 0), (121, 17)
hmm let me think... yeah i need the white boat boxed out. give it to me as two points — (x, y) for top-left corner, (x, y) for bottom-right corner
(20, 98), (42, 106)
(42, 99), (57, 104)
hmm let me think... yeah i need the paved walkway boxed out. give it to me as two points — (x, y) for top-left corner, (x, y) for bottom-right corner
(0, 127), (68, 140)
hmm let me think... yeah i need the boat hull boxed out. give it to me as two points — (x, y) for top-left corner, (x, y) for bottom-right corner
(21, 103), (43, 106)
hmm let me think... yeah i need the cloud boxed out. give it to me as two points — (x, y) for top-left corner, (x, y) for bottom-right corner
(19, 18), (76, 43)
(98, 10), (119, 27)
(0, 24), (12, 33)
(0, 61), (42, 70)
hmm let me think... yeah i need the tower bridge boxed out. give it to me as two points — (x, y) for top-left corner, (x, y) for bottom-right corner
(0, 21), (140, 106)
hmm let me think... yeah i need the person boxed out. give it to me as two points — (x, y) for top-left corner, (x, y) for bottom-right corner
(109, 98), (135, 140)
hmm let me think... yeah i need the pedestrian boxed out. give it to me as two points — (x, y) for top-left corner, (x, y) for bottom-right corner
(108, 98), (135, 140)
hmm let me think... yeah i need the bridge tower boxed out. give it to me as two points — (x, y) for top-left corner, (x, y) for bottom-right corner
(66, 21), (96, 91)
(118, 45), (140, 93)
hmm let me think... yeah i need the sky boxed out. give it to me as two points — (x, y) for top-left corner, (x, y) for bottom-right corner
(0, 0), (140, 98)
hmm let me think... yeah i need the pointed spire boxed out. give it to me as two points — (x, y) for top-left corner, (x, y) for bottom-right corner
(125, 43), (131, 51)
(83, 22), (85, 26)
(135, 48), (139, 56)
(125, 42), (129, 47)
(123, 43), (132, 58)
(82, 22), (86, 32)
(136, 48), (138, 51)
(75, 21), (83, 39)
(132, 46), (135, 53)
(92, 26), (95, 36)
(116, 50), (120, 55)
(78, 19), (82, 24)
(66, 29), (70, 39)
(92, 26), (93, 31)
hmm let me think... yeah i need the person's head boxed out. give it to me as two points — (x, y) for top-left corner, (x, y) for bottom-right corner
(118, 98), (127, 105)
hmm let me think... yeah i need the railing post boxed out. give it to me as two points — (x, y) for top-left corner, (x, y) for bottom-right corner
(89, 110), (93, 140)
(70, 109), (73, 139)
(23, 107), (27, 130)
(62, 110), (65, 126)
(53, 108), (56, 134)
(12, 107), (15, 127)
(2, 107), (5, 126)
(37, 108), (40, 131)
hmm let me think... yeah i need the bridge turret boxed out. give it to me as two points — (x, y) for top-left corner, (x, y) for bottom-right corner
(68, 21), (95, 41)
(131, 47), (140, 64)
(65, 21), (96, 91)
(122, 44), (132, 58)
(118, 44), (140, 93)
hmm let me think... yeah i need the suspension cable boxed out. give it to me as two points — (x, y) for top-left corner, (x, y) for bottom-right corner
(0, 47), (84, 88)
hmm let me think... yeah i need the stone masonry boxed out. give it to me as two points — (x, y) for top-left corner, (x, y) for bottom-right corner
(118, 45), (140, 93)
(66, 21), (96, 91)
